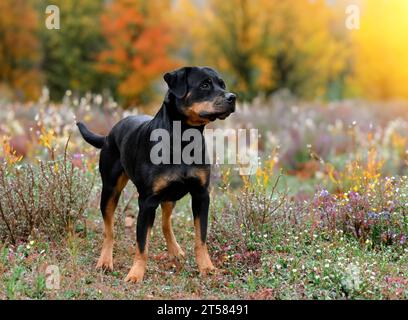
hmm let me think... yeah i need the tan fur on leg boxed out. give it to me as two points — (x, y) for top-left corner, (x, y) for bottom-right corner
(96, 173), (128, 271)
(194, 218), (215, 275)
(125, 228), (151, 283)
(96, 198), (115, 271)
(161, 202), (185, 259)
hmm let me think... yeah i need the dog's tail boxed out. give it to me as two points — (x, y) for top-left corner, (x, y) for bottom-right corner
(76, 122), (105, 149)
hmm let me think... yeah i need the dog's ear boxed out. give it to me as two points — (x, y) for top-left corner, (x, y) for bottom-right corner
(164, 67), (190, 99)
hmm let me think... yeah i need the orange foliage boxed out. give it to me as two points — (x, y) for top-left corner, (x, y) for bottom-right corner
(98, 0), (177, 106)
(0, 0), (42, 100)
(1, 137), (23, 165)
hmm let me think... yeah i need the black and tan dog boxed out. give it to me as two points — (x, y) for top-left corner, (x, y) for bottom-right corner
(77, 66), (236, 282)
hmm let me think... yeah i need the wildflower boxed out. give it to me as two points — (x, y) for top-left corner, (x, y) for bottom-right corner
(379, 211), (391, 221)
(320, 189), (329, 197)
(2, 137), (23, 165)
(367, 212), (378, 220)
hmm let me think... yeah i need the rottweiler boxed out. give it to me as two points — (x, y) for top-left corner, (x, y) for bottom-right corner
(77, 66), (236, 282)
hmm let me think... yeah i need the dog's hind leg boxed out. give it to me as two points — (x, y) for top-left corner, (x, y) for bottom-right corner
(97, 148), (128, 271)
(161, 202), (185, 259)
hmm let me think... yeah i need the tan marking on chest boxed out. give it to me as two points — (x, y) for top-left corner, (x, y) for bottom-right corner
(152, 169), (209, 194)
(152, 173), (180, 194)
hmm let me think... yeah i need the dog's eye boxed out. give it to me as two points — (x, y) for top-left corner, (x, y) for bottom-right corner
(200, 79), (212, 90)
(219, 80), (226, 89)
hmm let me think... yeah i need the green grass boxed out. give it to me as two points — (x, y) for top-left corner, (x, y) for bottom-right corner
(1, 191), (407, 300)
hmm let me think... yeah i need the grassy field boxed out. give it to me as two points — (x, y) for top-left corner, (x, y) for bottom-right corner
(0, 95), (407, 299)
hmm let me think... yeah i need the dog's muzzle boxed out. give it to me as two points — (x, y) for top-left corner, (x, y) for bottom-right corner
(200, 93), (236, 121)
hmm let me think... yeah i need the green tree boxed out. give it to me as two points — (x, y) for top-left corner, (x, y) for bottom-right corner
(40, 0), (108, 100)
(176, 0), (348, 101)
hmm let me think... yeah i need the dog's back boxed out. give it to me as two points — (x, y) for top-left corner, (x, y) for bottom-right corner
(77, 114), (152, 151)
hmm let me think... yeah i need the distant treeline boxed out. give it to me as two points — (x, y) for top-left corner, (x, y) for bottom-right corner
(1, 0), (408, 106)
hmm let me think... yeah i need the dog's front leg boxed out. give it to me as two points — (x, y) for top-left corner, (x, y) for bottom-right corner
(161, 201), (185, 259)
(191, 189), (215, 275)
(125, 197), (158, 283)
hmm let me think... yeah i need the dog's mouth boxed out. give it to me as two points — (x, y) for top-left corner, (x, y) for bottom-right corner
(199, 110), (233, 121)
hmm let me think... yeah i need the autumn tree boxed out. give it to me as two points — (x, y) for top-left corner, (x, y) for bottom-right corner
(40, 0), (107, 100)
(348, 0), (408, 99)
(0, 0), (42, 101)
(98, 0), (177, 107)
(176, 0), (348, 101)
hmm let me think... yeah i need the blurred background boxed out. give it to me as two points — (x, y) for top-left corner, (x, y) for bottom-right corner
(0, 0), (407, 193)
(1, 0), (408, 106)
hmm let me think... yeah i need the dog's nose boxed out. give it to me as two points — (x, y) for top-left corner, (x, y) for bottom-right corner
(225, 93), (236, 105)
(225, 93), (236, 112)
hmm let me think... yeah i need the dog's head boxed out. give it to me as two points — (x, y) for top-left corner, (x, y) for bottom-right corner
(164, 67), (236, 126)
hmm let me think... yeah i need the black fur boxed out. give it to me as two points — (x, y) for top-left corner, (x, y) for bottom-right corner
(77, 66), (236, 257)
(77, 122), (105, 148)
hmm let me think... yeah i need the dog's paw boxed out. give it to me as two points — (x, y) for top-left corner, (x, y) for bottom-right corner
(124, 273), (143, 283)
(124, 263), (146, 283)
(167, 249), (186, 271)
(198, 265), (217, 277)
(96, 256), (113, 272)
(169, 247), (186, 260)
